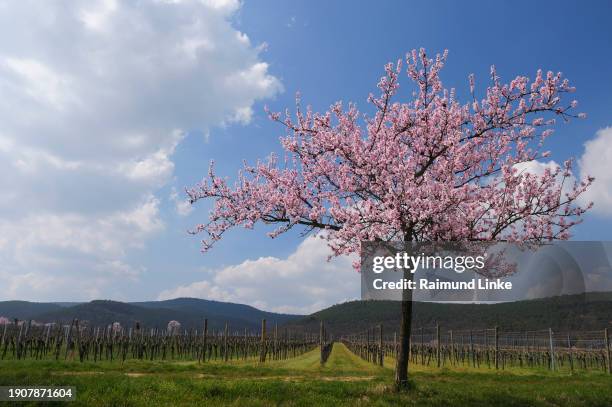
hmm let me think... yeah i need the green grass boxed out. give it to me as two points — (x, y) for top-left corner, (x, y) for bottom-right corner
(1, 344), (611, 406)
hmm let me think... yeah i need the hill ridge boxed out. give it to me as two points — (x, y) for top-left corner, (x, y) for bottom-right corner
(0, 297), (302, 330)
(2, 292), (611, 333)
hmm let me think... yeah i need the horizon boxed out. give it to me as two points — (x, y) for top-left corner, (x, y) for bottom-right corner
(3, 288), (612, 316)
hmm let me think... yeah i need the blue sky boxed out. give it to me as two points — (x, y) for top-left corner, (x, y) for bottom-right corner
(1, 0), (611, 313)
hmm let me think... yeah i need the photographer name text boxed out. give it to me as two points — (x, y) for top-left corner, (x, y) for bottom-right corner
(372, 278), (512, 291)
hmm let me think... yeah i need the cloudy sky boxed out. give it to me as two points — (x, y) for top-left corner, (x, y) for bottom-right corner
(1, 0), (611, 313)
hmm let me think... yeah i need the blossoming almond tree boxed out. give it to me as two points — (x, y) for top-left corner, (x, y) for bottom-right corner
(188, 49), (592, 389)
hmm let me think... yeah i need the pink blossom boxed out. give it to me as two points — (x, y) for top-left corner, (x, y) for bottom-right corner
(188, 48), (592, 263)
(167, 320), (181, 334)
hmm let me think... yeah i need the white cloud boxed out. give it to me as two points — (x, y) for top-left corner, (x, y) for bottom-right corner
(170, 187), (194, 217)
(513, 160), (560, 177)
(200, 0), (241, 13)
(0, 0), (281, 300)
(513, 159), (575, 186)
(579, 127), (612, 216)
(0, 196), (161, 299)
(514, 128), (612, 219)
(158, 236), (359, 314)
(118, 130), (184, 187)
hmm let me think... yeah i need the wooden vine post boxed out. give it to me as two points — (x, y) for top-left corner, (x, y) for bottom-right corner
(259, 319), (266, 363)
(319, 321), (324, 365)
(495, 326), (499, 370)
(379, 324), (384, 366)
(605, 328), (611, 374)
(436, 324), (441, 368)
(548, 328), (555, 371)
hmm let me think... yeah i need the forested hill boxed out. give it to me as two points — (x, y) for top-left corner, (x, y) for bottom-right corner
(2, 293), (611, 334)
(287, 292), (612, 336)
(0, 298), (301, 331)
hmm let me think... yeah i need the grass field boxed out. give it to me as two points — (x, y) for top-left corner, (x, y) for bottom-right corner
(1, 343), (611, 406)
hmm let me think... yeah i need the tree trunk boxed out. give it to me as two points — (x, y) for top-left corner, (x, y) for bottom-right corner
(394, 268), (414, 390)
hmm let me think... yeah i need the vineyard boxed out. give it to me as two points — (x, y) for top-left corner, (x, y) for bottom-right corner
(3, 316), (612, 375)
(1, 318), (612, 405)
(0, 318), (321, 363)
(343, 325), (612, 373)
